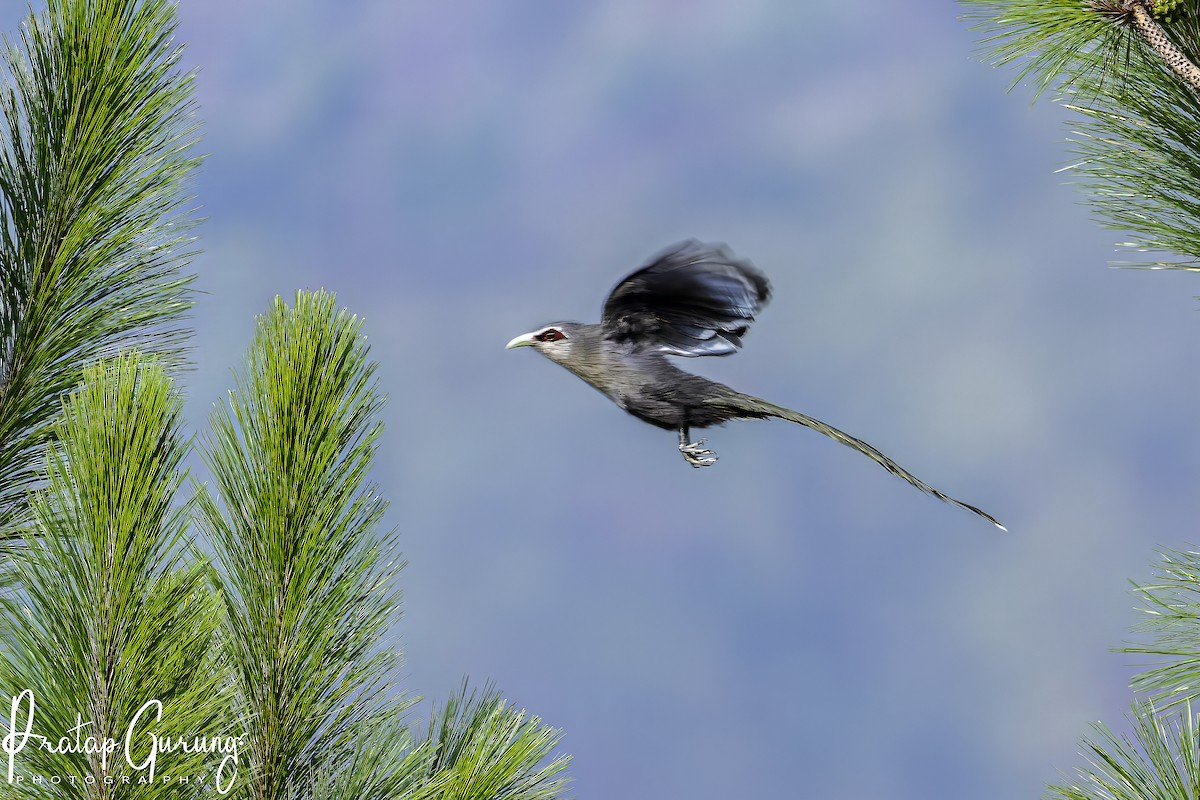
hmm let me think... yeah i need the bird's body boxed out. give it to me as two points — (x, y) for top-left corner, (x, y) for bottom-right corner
(508, 241), (1003, 529)
(527, 322), (733, 430)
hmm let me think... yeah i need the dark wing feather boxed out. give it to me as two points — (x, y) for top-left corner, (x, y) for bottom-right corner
(600, 241), (771, 357)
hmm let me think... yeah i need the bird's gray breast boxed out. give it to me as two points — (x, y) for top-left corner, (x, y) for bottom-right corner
(600, 353), (695, 429)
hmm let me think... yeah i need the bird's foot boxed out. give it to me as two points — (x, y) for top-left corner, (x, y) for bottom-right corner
(679, 438), (718, 468)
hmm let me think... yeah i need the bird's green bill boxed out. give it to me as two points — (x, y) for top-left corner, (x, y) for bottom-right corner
(506, 332), (537, 349)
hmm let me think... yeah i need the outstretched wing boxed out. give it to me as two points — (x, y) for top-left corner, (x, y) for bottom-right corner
(601, 240), (771, 357)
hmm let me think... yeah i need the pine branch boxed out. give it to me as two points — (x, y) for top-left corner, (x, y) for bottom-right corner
(0, 354), (227, 799)
(1124, 1), (1200, 91)
(964, 0), (1200, 266)
(0, 0), (200, 542)
(412, 681), (572, 800)
(1119, 547), (1200, 706)
(1046, 702), (1200, 800)
(197, 291), (413, 800)
(960, 0), (1129, 97)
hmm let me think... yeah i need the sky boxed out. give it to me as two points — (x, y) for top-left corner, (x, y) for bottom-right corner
(12, 1), (1200, 798)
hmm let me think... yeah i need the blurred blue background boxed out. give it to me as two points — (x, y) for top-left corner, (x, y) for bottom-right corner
(18, 0), (1200, 797)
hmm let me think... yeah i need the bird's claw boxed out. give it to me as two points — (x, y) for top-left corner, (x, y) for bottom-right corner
(679, 438), (717, 468)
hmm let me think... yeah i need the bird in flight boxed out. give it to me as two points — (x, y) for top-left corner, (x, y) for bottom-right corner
(507, 240), (1004, 529)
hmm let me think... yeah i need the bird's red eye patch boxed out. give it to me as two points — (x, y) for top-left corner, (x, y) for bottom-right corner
(535, 328), (567, 342)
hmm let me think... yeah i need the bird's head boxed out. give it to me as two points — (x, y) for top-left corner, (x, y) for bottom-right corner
(505, 323), (581, 366)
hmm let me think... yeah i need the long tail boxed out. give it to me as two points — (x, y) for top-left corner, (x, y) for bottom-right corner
(705, 394), (1005, 530)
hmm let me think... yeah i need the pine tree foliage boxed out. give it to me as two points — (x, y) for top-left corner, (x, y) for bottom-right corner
(0, 289), (576, 800)
(1124, 548), (1200, 707)
(197, 293), (573, 800)
(962, 0), (1200, 267)
(1047, 702), (1200, 800)
(0, 354), (226, 799)
(963, 2), (1200, 798)
(0, 0), (198, 541)
(413, 681), (571, 800)
(0, 1), (575, 797)
(197, 290), (413, 800)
